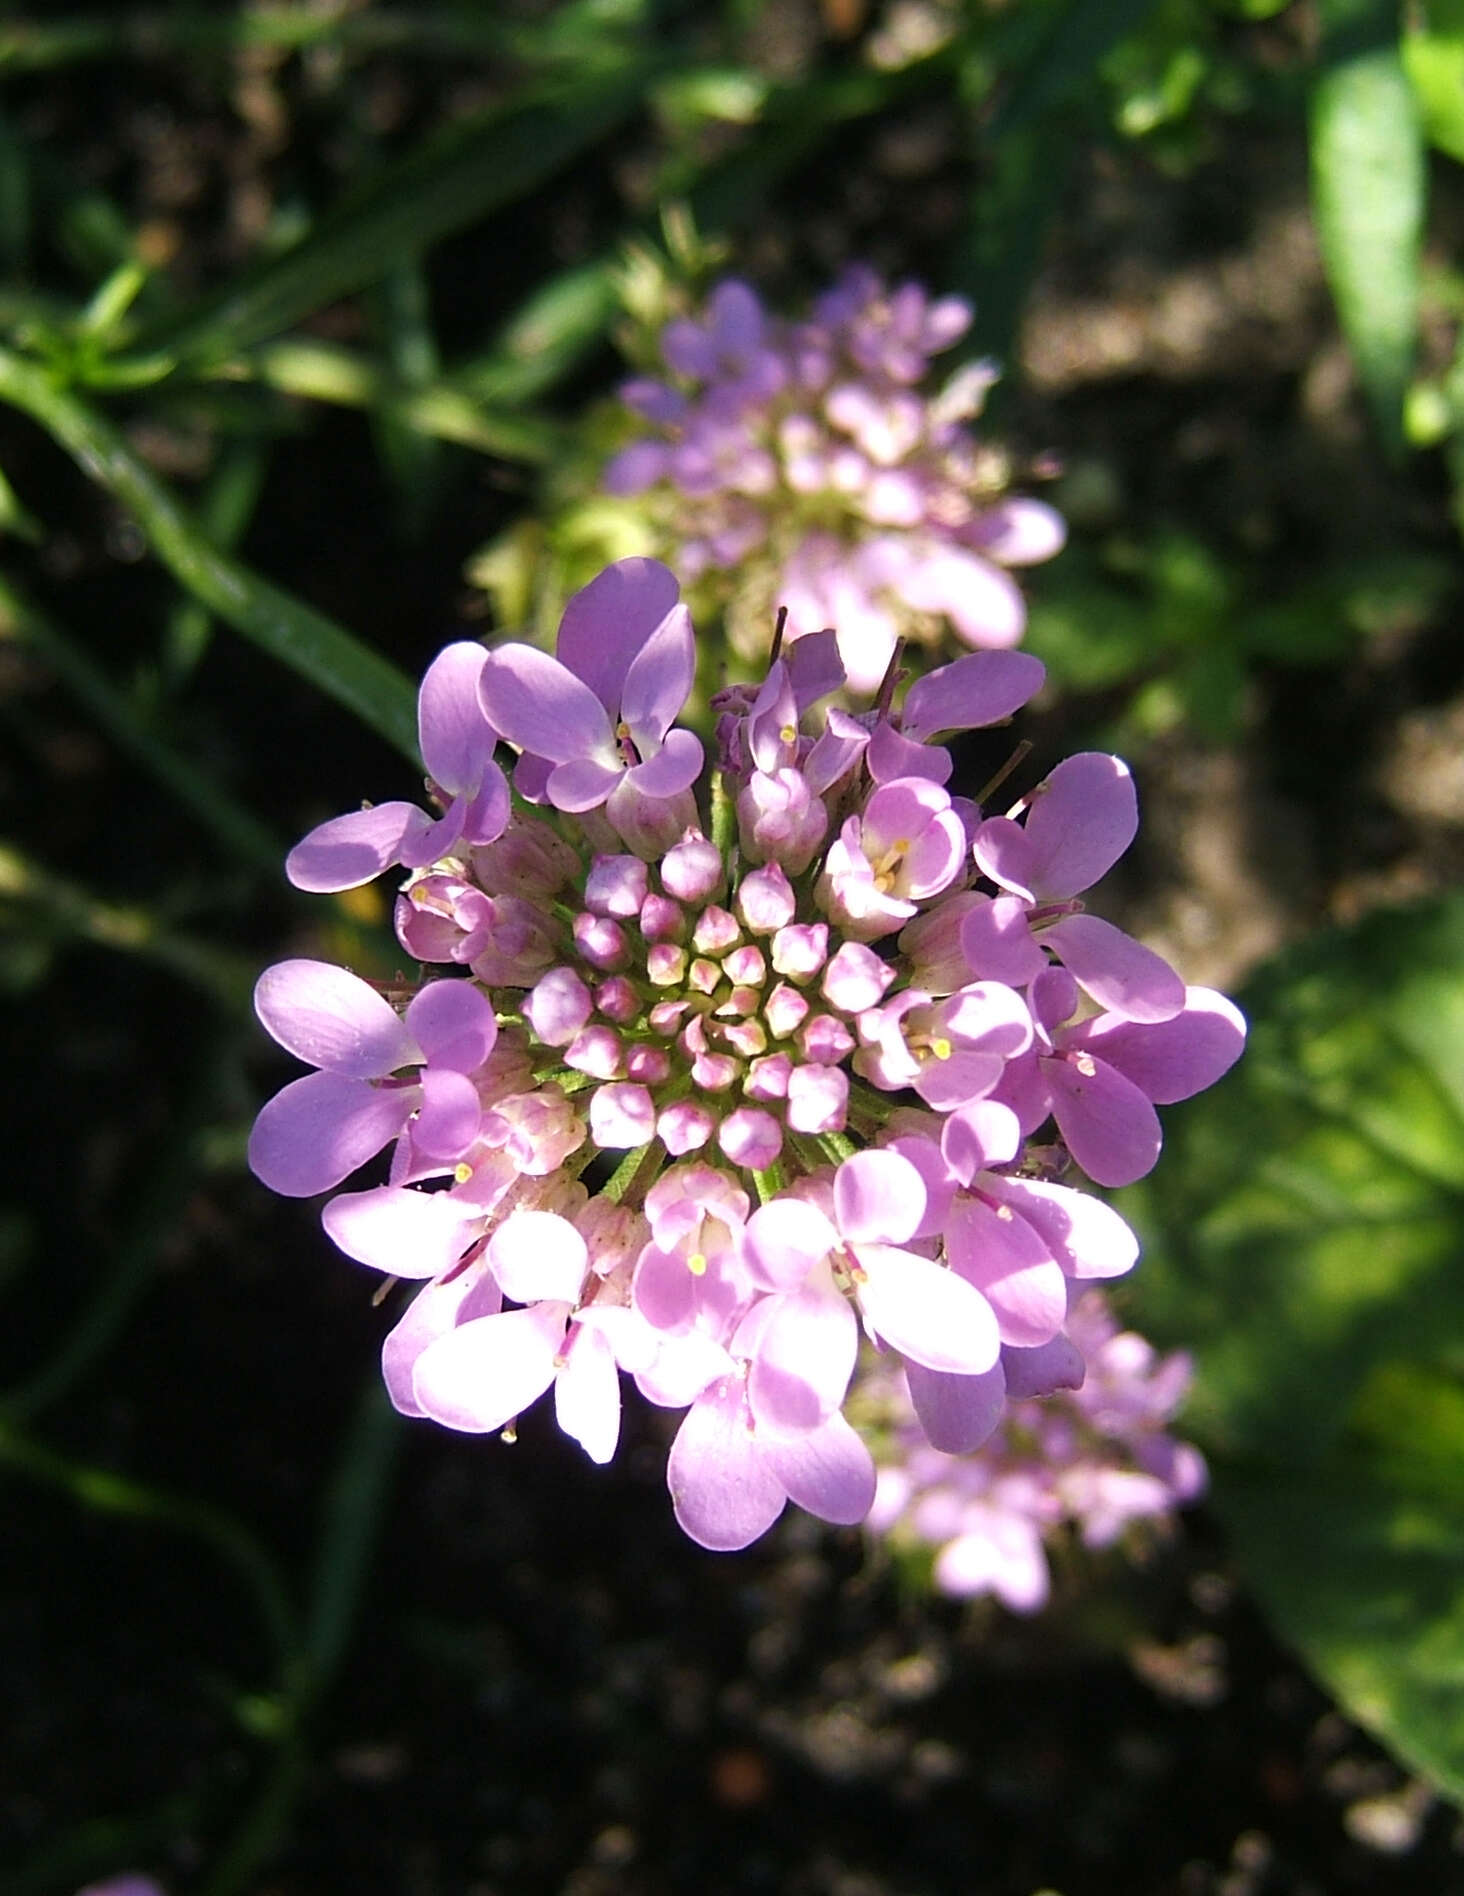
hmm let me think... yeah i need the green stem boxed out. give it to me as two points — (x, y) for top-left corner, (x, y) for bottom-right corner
(0, 346), (419, 759)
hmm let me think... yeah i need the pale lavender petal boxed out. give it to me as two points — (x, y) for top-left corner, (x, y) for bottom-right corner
(972, 498), (1067, 566)
(785, 627), (845, 707)
(743, 1197), (838, 1292)
(381, 1258), (500, 1410)
(834, 1148), (926, 1245)
(1066, 987), (1247, 1102)
(321, 1185), (481, 1278)
(1043, 914), (1184, 1023)
(939, 1097), (1022, 1183)
(459, 763), (511, 846)
(762, 1411), (876, 1525)
(989, 1177), (1139, 1280)
(254, 959), (418, 1077)
(418, 641), (492, 792)
(742, 1269), (858, 1431)
(412, 1066), (481, 1159)
(396, 798), (466, 869)
(624, 726), (704, 798)
(972, 815), (1037, 903)
(667, 1376), (787, 1551)
(404, 979), (497, 1072)
(958, 895), (1045, 985)
(884, 1134), (954, 1239)
(856, 1243), (1000, 1374)
(902, 547), (1025, 648)
(546, 755), (624, 811)
(248, 1071), (413, 1196)
(412, 1301), (569, 1433)
(1021, 753), (1138, 897)
(912, 1048), (1005, 1112)
(865, 719), (951, 786)
(906, 1359), (1006, 1452)
(1045, 1051), (1162, 1187)
(589, 1082), (656, 1148)
(286, 802), (432, 892)
(620, 602), (696, 745)
(556, 556), (681, 712)
(946, 1196), (1066, 1348)
(554, 1323), (621, 1463)
(478, 643), (613, 765)
(488, 1210), (588, 1304)
(1002, 1332), (1084, 1397)
(935, 1517), (1049, 1610)
(902, 651), (1046, 742)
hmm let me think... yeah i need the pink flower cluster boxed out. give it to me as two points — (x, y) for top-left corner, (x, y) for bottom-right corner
(864, 1291), (1206, 1611)
(249, 558), (1243, 1552)
(604, 268), (1066, 691)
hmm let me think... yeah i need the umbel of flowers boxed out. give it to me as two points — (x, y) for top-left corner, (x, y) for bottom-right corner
(862, 1289), (1207, 1611)
(604, 266), (1066, 692)
(250, 559), (1243, 1552)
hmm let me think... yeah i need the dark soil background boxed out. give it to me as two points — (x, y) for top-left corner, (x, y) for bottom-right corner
(3, 7), (1464, 1893)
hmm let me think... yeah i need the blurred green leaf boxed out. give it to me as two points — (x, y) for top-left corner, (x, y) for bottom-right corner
(0, 348), (419, 759)
(1310, 44), (1426, 456)
(122, 66), (654, 371)
(1126, 890), (1464, 1797)
(1402, 0), (1464, 163)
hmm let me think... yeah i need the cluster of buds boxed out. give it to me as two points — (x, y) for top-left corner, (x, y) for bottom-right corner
(863, 1290), (1207, 1610)
(249, 558), (1243, 1551)
(604, 267), (1066, 692)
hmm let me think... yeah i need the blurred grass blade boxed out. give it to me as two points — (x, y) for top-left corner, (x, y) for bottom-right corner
(305, 1377), (402, 1681)
(122, 66), (654, 370)
(987, 0), (1162, 136)
(0, 842), (258, 1003)
(162, 439), (271, 688)
(0, 1415), (299, 1667)
(0, 347), (420, 758)
(458, 259), (620, 405)
(1310, 45), (1426, 458)
(370, 257), (444, 536)
(0, 569), (282, 870)
(1401, 0), (1464, 163)
(225, 339), (560, 460)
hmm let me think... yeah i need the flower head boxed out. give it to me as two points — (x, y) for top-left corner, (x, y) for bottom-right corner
(603, 268), (1066, 690)
(250, 558), (1242, 1551)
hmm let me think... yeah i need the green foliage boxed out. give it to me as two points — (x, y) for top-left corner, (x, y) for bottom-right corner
(1125, 892), (1464, 1799)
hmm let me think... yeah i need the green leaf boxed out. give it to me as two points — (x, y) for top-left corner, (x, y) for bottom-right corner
(1125, 891), (1464, 1796)
(122, 65), (653, 370)
(1309, 45), (1426, 456)
(1402, 0), (1464, 163)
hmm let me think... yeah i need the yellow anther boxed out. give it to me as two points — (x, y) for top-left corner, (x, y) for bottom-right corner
(929, 1036), (952, 1061)
(1074, 1052), (1097, 1079)
(687, 1251), (708, 1277)
(454, 1162), (473, 1184)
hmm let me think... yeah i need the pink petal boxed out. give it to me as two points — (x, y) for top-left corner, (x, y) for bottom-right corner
(762, 1411), (876, 1526)
(254, 959), (418, 1077)
(248, 1071), (413, 1196)
(905, 1360), (1006, 1452)
(546, 755), (624, 812)
(478, 643), (613, 766)
(1002, 1332), (1085, 1397)
(555, 556), (682, 713)
(417, 641), (492, 793)
(1044, 1051), (1162, 1188)
(741, 1269), (858, 1431)
(902, 547), (1026, 648)
(855, 1243), (1000, 1374)
(620, 602), (696, 746)
(321, 1184), (481, 1278)
(946, 1197), (1067, 1348)
(411, 1066), (481, 1160)
(743, 1197), (838, 1292)
(939, 1098), (1022, 1184)
(1043, 913), (1184, 1023)
(1066, 986), (1247, 1102)
(488, 1210), (588, 1304)
(667, 1376), (788, 1551)
(972, 497), (1067, 566)
(1020, 753), (1137, 898)
(958, 895), (1045, 985)
(972, 815), (1037, 903)
(412, 1302), (568, 1432)
(625, 726), (704, 799)
(381, 1262), (500, 1417)
(554, 1323), (621, 1463)
(902, 651), (1046, 743)
(404, 979), (498, 1071)
(286, 802), (431, 892)
(988, 1177), (1139, 1280)
(834, 1149), (927, 1246)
